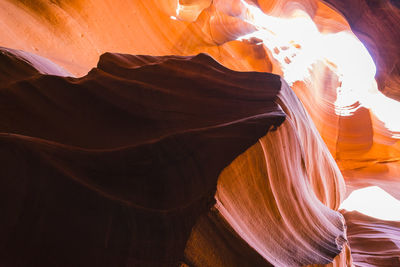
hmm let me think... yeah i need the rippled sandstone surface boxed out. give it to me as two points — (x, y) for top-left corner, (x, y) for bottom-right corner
(1, 0), (400, 266)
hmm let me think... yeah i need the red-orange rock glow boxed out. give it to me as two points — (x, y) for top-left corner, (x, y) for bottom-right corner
(0, 0), (399, 266)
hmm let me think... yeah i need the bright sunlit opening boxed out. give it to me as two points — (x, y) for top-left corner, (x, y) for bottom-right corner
(340, 186), (400, 221)
(238, 0), (400, 138)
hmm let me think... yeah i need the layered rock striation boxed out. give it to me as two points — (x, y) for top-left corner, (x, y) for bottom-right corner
(1, 0), (400, 266)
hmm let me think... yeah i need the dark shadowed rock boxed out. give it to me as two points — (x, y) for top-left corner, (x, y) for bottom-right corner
(0, 48), (285, 267)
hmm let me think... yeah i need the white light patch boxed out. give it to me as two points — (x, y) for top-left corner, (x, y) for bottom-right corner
(237, 0), (400, 138)
(340, 186), (400, 221)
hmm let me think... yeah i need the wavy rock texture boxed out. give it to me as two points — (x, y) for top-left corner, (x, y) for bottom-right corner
(342, 210), (400, 267)
(1, 0), (400, 266)
(0, 48), (285, 266)
(230, 0), (400, 203)
(185, 81), (349, 266)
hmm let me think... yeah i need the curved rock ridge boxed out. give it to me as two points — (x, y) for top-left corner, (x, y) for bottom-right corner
(342, 210), (400, 267)
(184, 79), (349, 267)
(0, 48), (285, 266)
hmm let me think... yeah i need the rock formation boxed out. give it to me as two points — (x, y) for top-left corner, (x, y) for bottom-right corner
(0, 0), (399, 266)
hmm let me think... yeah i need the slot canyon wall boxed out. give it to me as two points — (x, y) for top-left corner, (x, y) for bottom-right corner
(0, 0), (399, 266)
